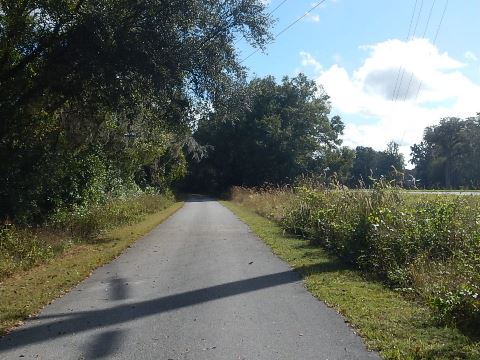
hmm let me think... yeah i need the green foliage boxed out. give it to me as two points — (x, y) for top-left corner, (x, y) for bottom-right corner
(51, 192), (174, 238)
(231, 185), (480, 336)
(309, 146), (356, 184)
(0, 193), (174, 279)
(411, 116), (480, 189)
(0, 0), (272, 221)
(350, 142), (406, 187)
(187, 74), (344, 192)
(225, 200), (480, 359)
(0, 224), (58, 279)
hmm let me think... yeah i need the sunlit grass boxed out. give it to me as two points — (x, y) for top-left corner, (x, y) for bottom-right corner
(0, 194), (174, 280)
(0, 202), (183, 335)
(223, 200), (480, 359)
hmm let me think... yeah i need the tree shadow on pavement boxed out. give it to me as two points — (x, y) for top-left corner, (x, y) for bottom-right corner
(294, 261), (350, 276)
(83, 329), (125, 359)
(0, 266), (331, 351)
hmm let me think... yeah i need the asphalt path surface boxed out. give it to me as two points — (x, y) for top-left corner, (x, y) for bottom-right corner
(0, 198), (379, 359)
(407, 191), (480, 196)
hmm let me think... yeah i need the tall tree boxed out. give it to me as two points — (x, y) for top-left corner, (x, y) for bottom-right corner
(350, 142), (405, 187)
(411, 116), (480, 188)
(0, 0), (272, 220)
(187, 74), (344, 192)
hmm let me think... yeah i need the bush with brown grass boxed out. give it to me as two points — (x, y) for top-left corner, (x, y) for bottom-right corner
(230, 184), (480, 336)
(0, 192), (174, 280)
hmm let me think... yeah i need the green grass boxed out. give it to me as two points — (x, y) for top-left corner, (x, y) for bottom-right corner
(0, 202), (183, 335)
(222, 201), (480, 360)
(0, 194), (175, 280)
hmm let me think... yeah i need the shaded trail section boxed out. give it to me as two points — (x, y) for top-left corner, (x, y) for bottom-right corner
(0, 198), (379, 359)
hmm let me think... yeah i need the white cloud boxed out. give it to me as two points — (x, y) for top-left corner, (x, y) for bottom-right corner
(464, 50), (478, 62)
(300, 39), (480, 164)
(300, 51), (322, 73)
(304, 12), (320, 22)
(332, 53), (342, 64)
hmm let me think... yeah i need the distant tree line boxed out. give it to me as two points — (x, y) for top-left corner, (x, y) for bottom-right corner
(186, 77), (480, 192)
(184, 75), (407, 192)
(185, 74), (344, 192)
(410, 116), (480, 189)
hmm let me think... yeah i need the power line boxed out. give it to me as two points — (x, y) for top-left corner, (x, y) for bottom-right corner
(403, 0), (426, 102)
(393, 0), (424, 102)
(433, 0), (449, 43)
(269, 0), (291, 16)
(233, 0), (291, 47)
(391, 0), (419, 102)
(196, 0), (291, 56)
(240, 0), (328, 64)
(402, 0), (437, 102)
(415, 0), (449, 100)
(393, 0), (424, 147)
(397, 0), (448, 147)
(421, 0), (436, 38)
(411, 0), (424, 38)
(407, 0), (420, 39)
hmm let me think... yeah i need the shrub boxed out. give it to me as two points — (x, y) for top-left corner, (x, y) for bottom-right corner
(0, 192), (174, 280)
(231, 184), (480, 334)
(0, 223), (57, 278)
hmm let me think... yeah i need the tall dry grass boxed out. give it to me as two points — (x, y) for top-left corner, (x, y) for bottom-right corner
(0, 193), (174, 279)
(230, 184), (480, 335)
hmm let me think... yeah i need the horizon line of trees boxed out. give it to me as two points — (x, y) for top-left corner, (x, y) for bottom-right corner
(410, 116), (480, 189)
(2, 1), (478, 225)
(183, 73), (409, 193)
(184, 74), (479, 192)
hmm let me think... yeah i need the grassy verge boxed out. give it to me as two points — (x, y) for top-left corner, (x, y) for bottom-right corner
(222, 201), (480, 360)
(0, 202), (183, 335)
(230, 186), (480, 334)
(0, 194), (175, 279)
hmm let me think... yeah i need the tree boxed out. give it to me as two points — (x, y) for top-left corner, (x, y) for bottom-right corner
(410, 116), (480, 189)
(186, 74), (344, 192)
(0, 0), (272, 220)
(308, 146), (356, 184)
(350, 142), (405, 187)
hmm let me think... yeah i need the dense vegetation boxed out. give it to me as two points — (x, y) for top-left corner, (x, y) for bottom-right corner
(225, 201), (480, 359)
(0, 192), (174, 279)
(0, 0), (274, 283)
(411, 116), (480, 189)
(185, 74), (345, 192)
(0, 0), (271, 222)
(231, 185), (480, 337)
(185, 74), (410, 192)
(188, 102), (480, 192)
(2, 2), (479, 354)
(2, 2), (478, 222)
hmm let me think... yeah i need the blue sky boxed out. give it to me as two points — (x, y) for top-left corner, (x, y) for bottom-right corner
(236, 0), (480, 164)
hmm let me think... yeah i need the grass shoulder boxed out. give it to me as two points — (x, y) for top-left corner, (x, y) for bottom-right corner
(0, 202), (183, 335)
(222, 201), (480, 360)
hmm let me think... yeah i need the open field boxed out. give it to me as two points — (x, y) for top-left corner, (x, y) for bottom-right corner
(406, 190), (480, 196)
